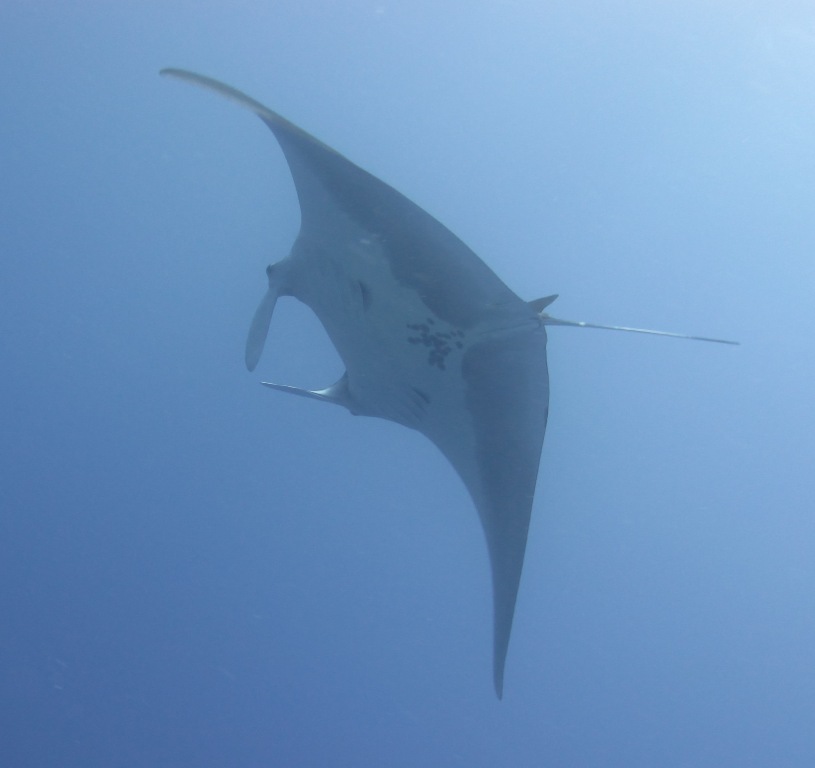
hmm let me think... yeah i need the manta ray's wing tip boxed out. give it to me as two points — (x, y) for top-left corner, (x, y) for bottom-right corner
(159, 67), (186, 79)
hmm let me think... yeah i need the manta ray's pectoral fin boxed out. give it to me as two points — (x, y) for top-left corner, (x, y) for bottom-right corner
(246, 261), (291, 371)
(261, 372), (353, 410)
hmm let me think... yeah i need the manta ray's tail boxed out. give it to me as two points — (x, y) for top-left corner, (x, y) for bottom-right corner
(528, 296), (739, 345)
(540, 314), (739, 345)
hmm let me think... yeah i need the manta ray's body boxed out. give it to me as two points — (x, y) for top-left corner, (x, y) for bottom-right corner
(162, 69), (735, 698)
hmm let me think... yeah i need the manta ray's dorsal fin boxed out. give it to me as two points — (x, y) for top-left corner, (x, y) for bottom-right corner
(528, 294), (559, 313)
(540, 313), (740, 345)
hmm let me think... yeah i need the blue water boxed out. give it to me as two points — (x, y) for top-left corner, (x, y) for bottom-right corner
(1, 3), (813, 766)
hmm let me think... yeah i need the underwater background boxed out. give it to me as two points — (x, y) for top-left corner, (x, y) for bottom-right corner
(1, 2), (813, 766)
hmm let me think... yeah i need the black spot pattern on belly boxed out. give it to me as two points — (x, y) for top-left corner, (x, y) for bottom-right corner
(406, 318), (466, 370)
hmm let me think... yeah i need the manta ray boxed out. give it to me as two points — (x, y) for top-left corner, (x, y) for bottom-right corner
(161, 68), (736, 698)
